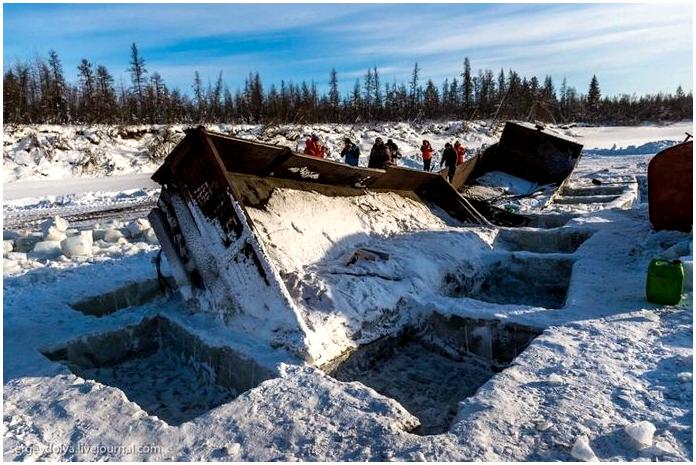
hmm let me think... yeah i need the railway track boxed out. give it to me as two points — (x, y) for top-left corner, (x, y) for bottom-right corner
(3, 198), (158, 230)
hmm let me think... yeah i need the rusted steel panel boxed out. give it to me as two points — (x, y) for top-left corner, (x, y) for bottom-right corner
(210, 132), (458, 193)
(371, 166), (440, 191)
(212, 136), (290, 175)
(416, 176), (490, 225)
(211, 135), (385, 189)
(449, 153), (481, 190)
(648, 141), (693, 232)
(152, 130), (195, 185)
(272, 155), (380, 187)
(166, 130), (243, 238)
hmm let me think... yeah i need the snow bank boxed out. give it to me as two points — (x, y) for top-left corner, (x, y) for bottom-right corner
(583, 139), (679, 156)
(3, 122), (499, 183)
(6, 121), (691, 185)
(561, 121), (692, 150)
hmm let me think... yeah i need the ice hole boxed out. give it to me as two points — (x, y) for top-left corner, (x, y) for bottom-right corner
(70, 278), (173, 317)
(495, 228), (592, 253)
(41, 316), (275, 426)
(554, 194), (620, 205)
(523, 213), (575, 229)
(443, 254), (574, 309)
(324, 314), (541, 435)
(561, 185), (627, 196)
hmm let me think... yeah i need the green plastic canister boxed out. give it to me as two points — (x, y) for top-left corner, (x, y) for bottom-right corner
(646, 259), (684, 305)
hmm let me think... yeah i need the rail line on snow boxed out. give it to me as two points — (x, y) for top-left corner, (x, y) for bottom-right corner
(3, 198), (158, 230)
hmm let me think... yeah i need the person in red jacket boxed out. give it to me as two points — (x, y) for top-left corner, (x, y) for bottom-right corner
(420, 140), (434, 171)
(454, 140), (467, 166)
(304, 134), (326, 158)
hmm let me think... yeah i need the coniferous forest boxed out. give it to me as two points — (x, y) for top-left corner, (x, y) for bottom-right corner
(3, 44), (692, 126)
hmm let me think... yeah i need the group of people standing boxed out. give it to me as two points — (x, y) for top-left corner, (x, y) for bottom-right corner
(422, 139), (467, 182)
(335, 136), (401, 169)
(365, 137), (402, 169)
(303, 134), (467, 184)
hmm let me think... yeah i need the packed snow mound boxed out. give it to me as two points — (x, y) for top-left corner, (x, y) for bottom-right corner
(3, 122), (499, 183)
(246, 189), (460, 273)
(244, 187), (496, 363)
(3, 125), (180, 183)
(474, 170), (538, 195)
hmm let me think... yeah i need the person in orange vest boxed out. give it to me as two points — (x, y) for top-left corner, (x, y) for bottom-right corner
(420, 140), (434, 171)
(304, 134), (326, 158)
(454, 140), (467, 166)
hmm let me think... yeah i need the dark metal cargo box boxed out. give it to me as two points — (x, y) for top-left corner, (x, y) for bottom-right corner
(451, 121), (583, 189)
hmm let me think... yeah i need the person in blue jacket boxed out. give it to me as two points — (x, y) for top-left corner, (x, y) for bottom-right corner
(341, 138), (360, 166)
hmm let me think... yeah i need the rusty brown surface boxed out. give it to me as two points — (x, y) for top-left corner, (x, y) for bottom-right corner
(648, 140), (693, 232)
(449, 154), (481, 190)
(152, 128), (490, 225)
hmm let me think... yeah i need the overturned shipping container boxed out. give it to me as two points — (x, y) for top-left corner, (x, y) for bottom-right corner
(149, 124), (582, 363)
(450, 122), (583, 223)
(149, 127), (495, 361)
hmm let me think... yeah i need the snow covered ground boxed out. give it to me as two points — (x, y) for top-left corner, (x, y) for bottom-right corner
(2, 121), (693, 461)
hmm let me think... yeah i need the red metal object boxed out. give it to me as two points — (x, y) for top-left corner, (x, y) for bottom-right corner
(648, 141), (693, 232)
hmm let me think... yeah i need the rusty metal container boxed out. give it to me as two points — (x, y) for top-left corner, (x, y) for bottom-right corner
(148, 127), (494, 360)
(648, 140), (693, 232)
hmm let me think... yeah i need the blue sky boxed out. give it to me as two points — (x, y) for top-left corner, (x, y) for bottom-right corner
(3, 3), (693, 97)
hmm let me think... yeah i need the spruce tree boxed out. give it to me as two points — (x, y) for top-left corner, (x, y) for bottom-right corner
(462, 57), (473, 115)
(588, 75), (601, 114)
(328, 68), (340, 120)
(128, 43), (147, 118)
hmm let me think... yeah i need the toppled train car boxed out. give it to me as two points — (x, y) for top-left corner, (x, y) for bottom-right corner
(149, 127), (492, 361)
(450, 122), (583, 223)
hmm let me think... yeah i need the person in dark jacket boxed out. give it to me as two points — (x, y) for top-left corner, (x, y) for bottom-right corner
(385, 139), (401, 166)
(440, 142), (457, 183)
(368, 137), (391, 169)
(341, 138), (360, 167)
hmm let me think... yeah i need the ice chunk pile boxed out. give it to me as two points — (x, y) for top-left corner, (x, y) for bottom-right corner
(40, 215), (69, 241)
(61, 231), (94, 258)
(3, 216), (160, 276)
(570, 435), (598, 461)
(624, 420), (656, 449)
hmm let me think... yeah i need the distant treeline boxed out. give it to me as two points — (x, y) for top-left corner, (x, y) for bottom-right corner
(3, 44), (692, 126)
